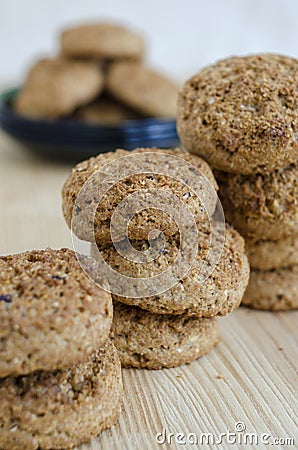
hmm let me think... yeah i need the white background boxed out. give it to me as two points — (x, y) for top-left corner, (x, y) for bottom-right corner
(1, 0), (298, 83)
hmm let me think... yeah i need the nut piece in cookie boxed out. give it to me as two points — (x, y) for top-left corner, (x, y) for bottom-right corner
(61, 22), (145, 61)
(111, 301), (219, 369)
(14, 58), (104, 118)
(106, 62), (179, 117)
(0, 341), (123, 450)
(0, 248), (112, 378)
(177, 54), (298, 174)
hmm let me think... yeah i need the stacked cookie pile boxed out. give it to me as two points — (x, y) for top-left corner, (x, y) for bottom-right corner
(177, 54), (298, 311)
(14, 22), (179, 123)
(0, 248), (123, 449)
(62, 147), (250, 369)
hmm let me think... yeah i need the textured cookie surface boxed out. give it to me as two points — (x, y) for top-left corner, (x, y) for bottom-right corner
(61, 22), (145, 60)
(62, 147), (218, 244)
(217, 163), (298, 240)
(177, 54), (298, 174)
(111, 302), (219, 369)
(0, 341), (122, 450)
(14, 58), (104, 118)
(246, 235), (298, 270)
(0, 248), (112, 378)
(76, 96), (141, 124)
(106, 62), (179, 117)
(242, 266), (298, 311)
(91, 225), (250, 317)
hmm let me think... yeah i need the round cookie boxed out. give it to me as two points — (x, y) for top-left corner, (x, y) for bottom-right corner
(62, 147), (218, 244)
(242, 266), (298, 311)
(216, 163), (298, 240)
(14, 58), (104, 119)
(91, 225), (250, 318)
(76, 97), (141, 125)
(246, 235), (298, 270)
(61, 22), (145, 61)
(106, 62), (179, 117)
(0, 248), (112, 378)
(111, 301), (219, 369)
(0, 341), (123, 450)
(177, 54), (298, 174)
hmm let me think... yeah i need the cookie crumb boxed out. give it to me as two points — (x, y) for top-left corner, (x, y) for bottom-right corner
(216, 374), (224, 380)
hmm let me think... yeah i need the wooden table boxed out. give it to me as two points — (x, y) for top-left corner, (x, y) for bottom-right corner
(0, 131), (297, 450)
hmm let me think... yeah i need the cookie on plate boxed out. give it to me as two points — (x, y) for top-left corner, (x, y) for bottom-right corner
(246, 234), (298, 270)
(0, 248), (112, 378)
(91, 225), (250, 317)
(177, 54), (298, 174)
(61, 22), (145, 61)
(76, 96), (141, 125)
(14, 58), (104, 118)
(216, 162), (298, 240)
(0, 341), (122, 450)
(62, 147), (218, 244)
(106, 62), (179, 117)
(111, 301), (219, 369)
(242, 266), (298, 311)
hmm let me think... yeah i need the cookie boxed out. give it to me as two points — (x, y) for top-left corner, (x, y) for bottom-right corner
(91, 225), (250, 317)
(242, 266), (298, 311)
(177, 54), (298, 174)
(62, 147), (218, 244)
(0, 340), (123, 450)
(14, 58), (104, 118)
(0, 248), (112, 378)
(61, 22), (145, 61)
(106, 62), (179, 117)
(76, 96), (141, 125)
(216, 163), (298, 240)
(110, 301), (219, 369)
(246, 235), (298, 270)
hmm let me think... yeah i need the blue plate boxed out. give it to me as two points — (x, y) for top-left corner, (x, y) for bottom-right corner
(0, 88), (180, 161)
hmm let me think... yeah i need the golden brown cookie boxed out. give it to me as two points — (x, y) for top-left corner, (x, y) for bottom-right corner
(246, 235), (298, 270)
(110, 301), (219, 369)
(75, 96), (141, 125)
(62, 147), (218, 244)
(0, 248), (112, 378)
(216, 163), (298, 240)
(177, 54), (298, 174)
(0, 341), (123, 450)
(242, 266), (298, 311)
(14, 58), (104, 118)
(106, 62), (179, 117)
(61, 22), (145, 61)
(91, 225), (249, 318)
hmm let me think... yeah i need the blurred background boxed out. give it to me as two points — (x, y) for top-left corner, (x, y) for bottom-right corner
(1, 0), (298, 83)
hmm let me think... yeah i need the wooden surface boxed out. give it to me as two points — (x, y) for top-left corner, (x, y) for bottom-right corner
(0, 131), (297, 450)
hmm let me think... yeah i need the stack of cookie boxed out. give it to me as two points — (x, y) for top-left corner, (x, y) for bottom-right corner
(0, 248), (123, 449)
(14, 22), (179, 123)
(62, 147), (250, 369)
(177, 53), (298, 311)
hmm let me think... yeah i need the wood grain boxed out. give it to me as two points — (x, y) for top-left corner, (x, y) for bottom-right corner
(0, 131), (297, 450)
